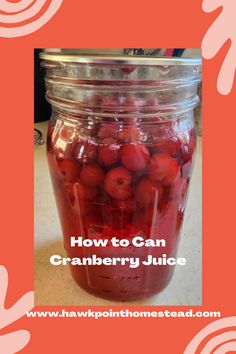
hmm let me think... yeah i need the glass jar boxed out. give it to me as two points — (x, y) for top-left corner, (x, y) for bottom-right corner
(41, 53), (201, 301)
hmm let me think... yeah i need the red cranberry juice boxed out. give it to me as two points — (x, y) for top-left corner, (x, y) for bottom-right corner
(47, 117), (196, 301)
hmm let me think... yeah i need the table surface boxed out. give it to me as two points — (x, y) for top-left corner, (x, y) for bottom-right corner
(34, 121), (202, 306)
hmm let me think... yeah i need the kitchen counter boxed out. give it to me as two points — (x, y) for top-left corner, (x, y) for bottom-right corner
(34, 121), (202, 306)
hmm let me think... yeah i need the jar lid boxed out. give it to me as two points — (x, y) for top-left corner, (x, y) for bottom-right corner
(40, 52), (201, 66)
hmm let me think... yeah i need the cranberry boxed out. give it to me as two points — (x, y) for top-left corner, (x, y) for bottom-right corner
(104, 167), (133, 200)
(80, 164), (105, 187)
(121, 144), (150, 171)
(58, 159), (80, 183)
(73, 141), (97, 164)
(135, 178), (163, 207)
(148, 153), (179, 186)
(117, 126), (143, 143)
(60, 125), (76, 140)
(74, 182), (98, 201)
(121, 66), (136, 74)
(98, 138), (120, 166)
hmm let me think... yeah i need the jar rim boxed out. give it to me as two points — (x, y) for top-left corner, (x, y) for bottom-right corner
(40, 52), (202, 66)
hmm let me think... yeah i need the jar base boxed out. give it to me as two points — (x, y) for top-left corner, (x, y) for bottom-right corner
(70, 268), (174, 302)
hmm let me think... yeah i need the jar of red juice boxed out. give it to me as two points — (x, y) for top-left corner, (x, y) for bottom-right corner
(41, 52), (201, 301)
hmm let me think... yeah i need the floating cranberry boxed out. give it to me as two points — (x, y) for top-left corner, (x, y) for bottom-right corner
(73, 141), (97, 164)
(58, 159), (80, 183)
(80, 164), (105, 187)
(104, 167), (133, 200)
(121, 66), (136, 74)
(121, 143), (150, 171)
(98, 138), (120, 166)
(148, 153), (179, 186)
(135, 178), (163, 207)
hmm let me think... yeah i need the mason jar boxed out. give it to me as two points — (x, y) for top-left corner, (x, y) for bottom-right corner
(40, 52), (201, 301)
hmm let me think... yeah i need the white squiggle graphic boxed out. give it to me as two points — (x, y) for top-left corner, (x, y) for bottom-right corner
(0, 0), (46, 24)
(184, 316), (236, 353)
(202, 0), (236, 95)
(0, 0), (63, 38)
(0, 265), (34, 354)
(214, 341), (236, 353)
(201, 331), (236, 353)
(0, 0), (33, 12)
